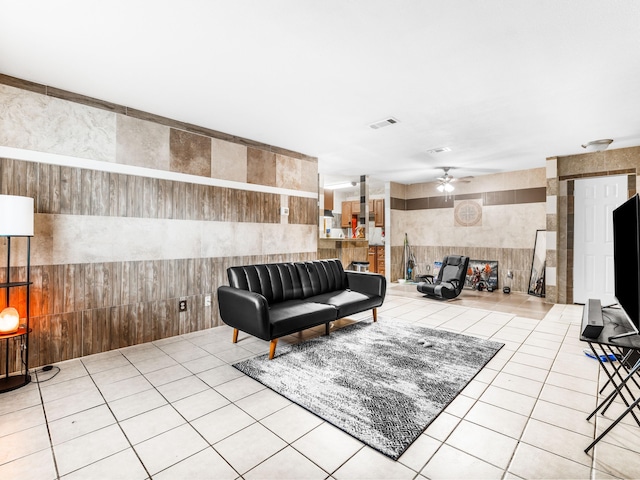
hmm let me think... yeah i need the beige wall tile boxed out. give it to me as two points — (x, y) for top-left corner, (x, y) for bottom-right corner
(211, 138), (247, 182)
(116, 115), (170, 170)
(0, 84), (116, 162)
(276, 154), (301, 190)
(247, 148), (276, 186)
(300, 158), (319, 193)
(170, 129), (211, 177)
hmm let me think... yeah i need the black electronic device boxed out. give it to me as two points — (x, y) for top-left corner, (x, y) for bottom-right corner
(581, 298), (604, 339)
(609, 194), (640, 341)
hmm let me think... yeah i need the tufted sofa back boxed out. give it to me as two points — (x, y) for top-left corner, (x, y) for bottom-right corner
(227, 259), (347, 305)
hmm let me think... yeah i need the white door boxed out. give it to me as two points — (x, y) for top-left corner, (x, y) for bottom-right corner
(573, 175), (628, 305)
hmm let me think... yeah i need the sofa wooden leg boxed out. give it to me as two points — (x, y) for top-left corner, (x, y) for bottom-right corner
(232, 328), (239, 343)
(269, 339), (278, 360)
(373, 308), (378, 322)
(325, 322), (331, 335)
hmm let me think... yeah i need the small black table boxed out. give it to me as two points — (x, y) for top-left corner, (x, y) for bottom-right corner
(580, 302), (640, 453)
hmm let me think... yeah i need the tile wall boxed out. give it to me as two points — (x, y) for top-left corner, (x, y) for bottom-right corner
(388, 169), (547, 292)
(547, 146), (640, 304)
(0, 74), (319, 371)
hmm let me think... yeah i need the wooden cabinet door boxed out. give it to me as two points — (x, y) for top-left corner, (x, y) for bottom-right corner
(368, 247), (377, 272)
(341, 201), (352, 227)
(376, 246), (385, 275)
(374, 199), (385, 227)
(351, 200), (360, 214)
(324, 189), (334, 211)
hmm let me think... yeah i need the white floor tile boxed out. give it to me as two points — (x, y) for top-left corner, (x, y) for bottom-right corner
(10, 293), (640, 479)
(397, 433), (441, 472)
(97, 374), (153, 402)
(0, 403), (46, 437)
(446, 420), (518, 469)
(214, 375), (266, 402)
(42, 388), (105, 422)
(421, 443), (504, 479)
(214, 422), (287, 474)
(62, 448), (147, 480)
(54, 424), (130, 476)
(244, 446), (328, 480)
(520, 418), (592, 466)
(48, 404), (116, 445)
(0, 423), (51, 464)
(134, 424), (209, 475)
(235, 387), (291, 420)
(508, 442), (591, 479)
(156, 374), (209, 402)
(172, 388), (230, 421)
(120, 404), (185, 445)
(0, 446), (57, 480)
(260, 403), (324, 443)
(108, 388), (167, 421)
(144, 364), (192, 387)
(153, 447), (238, 480)
(333, 447), (416, 480)
(292, 422), (363, 473)
(191, 403), (255, 444)
(464, 401), (528, 439)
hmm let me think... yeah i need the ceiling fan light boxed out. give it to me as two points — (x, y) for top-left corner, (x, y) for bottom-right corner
(437, 184), (445, 192)
(581, 139), (613, 152)
(444, 183), (455, 192)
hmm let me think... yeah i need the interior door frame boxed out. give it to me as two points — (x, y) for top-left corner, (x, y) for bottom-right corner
(566, 173), (635, 304)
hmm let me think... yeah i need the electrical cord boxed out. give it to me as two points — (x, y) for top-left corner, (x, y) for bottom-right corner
(32, 365), (61, 383)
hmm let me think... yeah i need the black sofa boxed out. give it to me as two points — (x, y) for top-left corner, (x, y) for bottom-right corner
(217, 259), (386, 359)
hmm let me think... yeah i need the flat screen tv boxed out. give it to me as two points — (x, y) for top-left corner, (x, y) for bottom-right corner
(612, 193), (640, 338)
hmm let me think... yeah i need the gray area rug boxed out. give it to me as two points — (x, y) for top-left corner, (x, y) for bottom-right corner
(233, 319), (504, 459)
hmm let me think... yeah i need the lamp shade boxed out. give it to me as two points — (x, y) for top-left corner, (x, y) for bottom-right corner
(0, 195), (34, 236)
(0, 307), (20, 334)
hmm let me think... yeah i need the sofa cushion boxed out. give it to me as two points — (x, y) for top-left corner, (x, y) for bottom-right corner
(227, 262), (303, 305)
(308, 290), (381, 319)
(295, 259), (347, 298)
(269, 300), (336, 337)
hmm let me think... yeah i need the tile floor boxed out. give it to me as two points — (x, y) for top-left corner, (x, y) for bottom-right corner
(1, 286), (640, 479)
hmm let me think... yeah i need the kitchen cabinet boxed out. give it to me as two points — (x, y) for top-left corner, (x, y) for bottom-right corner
(368, 245), (385, 276)
(341, 201), (353, 227)
(373, 199), (384, 227)
(323, 189), (334, 211)
(341, 199), (384, 228)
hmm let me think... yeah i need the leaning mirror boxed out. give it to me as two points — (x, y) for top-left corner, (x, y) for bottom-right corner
(529, 229), (546, 297)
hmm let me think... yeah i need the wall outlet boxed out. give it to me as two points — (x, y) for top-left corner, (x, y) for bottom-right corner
(179, 300), (187, 312)
(204, 294), (211, 307)
(280, 207), (289, 215)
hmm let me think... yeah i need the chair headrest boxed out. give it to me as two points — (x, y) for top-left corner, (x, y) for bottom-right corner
(444, 255), (466, 266)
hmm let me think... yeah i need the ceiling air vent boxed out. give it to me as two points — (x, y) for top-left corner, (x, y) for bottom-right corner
(427, 147), (451, 154)
(369, 117), (399, 129)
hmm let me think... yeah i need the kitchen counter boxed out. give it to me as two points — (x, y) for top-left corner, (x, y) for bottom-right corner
(317, 238), (369, 268)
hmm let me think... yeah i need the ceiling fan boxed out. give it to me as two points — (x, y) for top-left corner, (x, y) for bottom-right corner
(436, 167), (473, 198)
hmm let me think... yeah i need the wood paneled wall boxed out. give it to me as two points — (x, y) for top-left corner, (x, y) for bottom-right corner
(0, 156), (318, 372)
(0, 158), (320, 225)
(390, 245), (534, 293)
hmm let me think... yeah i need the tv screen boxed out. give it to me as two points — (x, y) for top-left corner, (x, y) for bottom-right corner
(613, 193), (640, 329)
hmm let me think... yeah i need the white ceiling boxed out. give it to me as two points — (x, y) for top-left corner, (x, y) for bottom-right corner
(1, 1), (640, 184)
